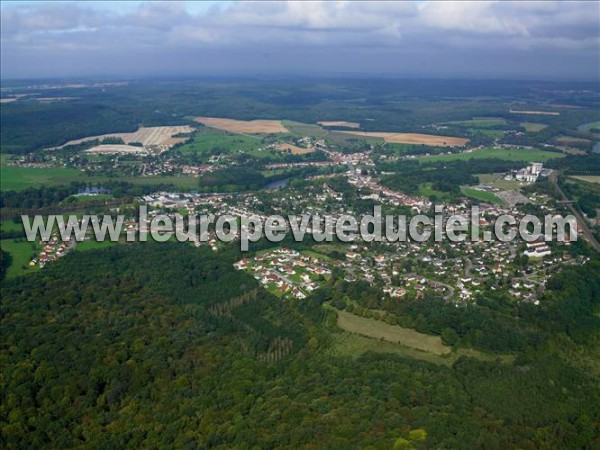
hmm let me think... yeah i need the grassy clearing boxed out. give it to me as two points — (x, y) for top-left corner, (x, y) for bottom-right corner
(1, 154), (202, 192)
(476, 173), (524, 190)
(283, 121), (382, 146)
(521, 122), (548, 132)
(334, 309), (451, 355)
(448, 117), (507, 128)
(0, 238), (41, 278)
(75, 239), (118, 252)
(325, 332), (454, 366)
(327, 314), (515, 366)
(1, 219), (24, 234)
(577, 121), (600, 133)
(461, 187), (505, 205)
(177, 127), (262, 155)
(418, 182), (454, 201)
(0, 164), (83, 191)
(570, 176), (600, 185)
(417, 147), (562, 163)
(86, 175), (200, 190)
(555, 136), (591, 145)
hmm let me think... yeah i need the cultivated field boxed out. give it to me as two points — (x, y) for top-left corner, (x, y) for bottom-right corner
(177, 127), (262, 155)
(335, 309), (450, 355)
(317, 121), (360, 128)
(35, 97), (78, 103)
(555, 136), (591, 145)
(275, 143), (314, 155)
(448, 117), (507, 128)
(338, 131), (468, 147)
(521, 122), (548, 132)
(194, 117), (288, 134)
(461, 187), (505, 205)
(1, 164), (83, 191)
(53, 126), (195, 152)
(476, 173), (524, 190)
(510, 109), (560, 116)
(570, 176), (600, 185)
(417, 146), (563, 163)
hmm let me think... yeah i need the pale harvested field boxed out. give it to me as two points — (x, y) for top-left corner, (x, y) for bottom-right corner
(85, 144), (148, 155)
(0, 98), (17, 104)
(555, 136), (591, 144)
(35, 97), (78, 102)
(275, 143), (314, 155)
(338, 131), (468, 147)
(335, 309), (450, 355)
(510, 109), (560, 116)
(317, 120), (360, 128)
(54, 126), (194, 151)
(194, 117), (288, 134)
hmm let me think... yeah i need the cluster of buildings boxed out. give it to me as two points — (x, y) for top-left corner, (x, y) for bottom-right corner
(31, 234), (72, 268)
(347, 170), (432, 211)
(235, 248), (330, 299)
(505, 162), (546, 184)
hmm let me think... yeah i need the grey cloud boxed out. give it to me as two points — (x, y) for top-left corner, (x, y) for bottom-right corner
(1, 1), (598, 80)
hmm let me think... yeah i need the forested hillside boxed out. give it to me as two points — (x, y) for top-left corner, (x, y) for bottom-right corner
(1, 243), (599, 448)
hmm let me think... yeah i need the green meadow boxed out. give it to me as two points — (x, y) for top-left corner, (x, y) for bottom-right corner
(417, 146), (563, 163)
(1, 163), (83, 191)
(177, 127), (262, 155)
(461, 187), (505, 205)
(0, 238), (41, 278)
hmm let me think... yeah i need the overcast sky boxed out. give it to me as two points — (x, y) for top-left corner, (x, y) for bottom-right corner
(1, 1), (599, 81)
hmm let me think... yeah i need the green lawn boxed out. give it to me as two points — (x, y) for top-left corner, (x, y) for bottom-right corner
(334, 309), (451, 355)
(418, 182), (454, 201)
(577, 121), (600, 133)
(476, 173), (524, 190)
(521, 122), (548, 132)
(1, 219), (24, 234)
(177, 128), (262, 155)
(0, 165), (201, 191)
(461, 187), (505, 205)
(75, 239), (118, 252)
(1, 164), (84, 191)
(0, 238), (41, 278)
(447, 117), (507, 128)
(417, 147), (563, 163)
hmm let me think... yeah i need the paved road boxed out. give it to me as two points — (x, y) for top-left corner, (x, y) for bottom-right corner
(550, 172), (600, 252)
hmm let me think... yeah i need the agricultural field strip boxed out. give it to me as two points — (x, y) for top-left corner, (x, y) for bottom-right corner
(194, 117), (289, 134)
(335, 309), (451, 355)
(50, 125), (195, 149)
(317, 121), (360, 128)
(337, 131), (468, 146)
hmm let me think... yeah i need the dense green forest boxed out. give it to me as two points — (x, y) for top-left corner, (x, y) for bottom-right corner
(1, 243), (599, 448)
(2, 79), (599, 153)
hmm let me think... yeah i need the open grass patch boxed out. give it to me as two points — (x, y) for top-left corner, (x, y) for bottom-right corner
(521, 122), (548, 132)
(177, 127), (262, 155)
(447, 117), (507, 128)
(0, 238), (41, 278)
(461, 187), (505, 205)
(0, 164), (83, 192)
(417, 147), (562, 163)
(334, 309), (451, 355)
